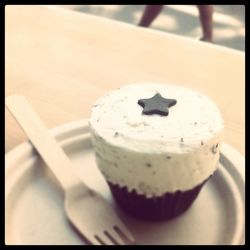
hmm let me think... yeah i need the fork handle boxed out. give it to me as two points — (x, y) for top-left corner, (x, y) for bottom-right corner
(6, 95), (88, 191)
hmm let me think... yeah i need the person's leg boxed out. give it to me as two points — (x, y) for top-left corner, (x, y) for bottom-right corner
(197, 5), (214, 42)
(138, 5), (164, 27)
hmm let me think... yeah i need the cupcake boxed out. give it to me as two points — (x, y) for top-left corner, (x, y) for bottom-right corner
(89, 83), (224, 221)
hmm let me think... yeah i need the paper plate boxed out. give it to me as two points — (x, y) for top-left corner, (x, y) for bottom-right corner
(5, 119), (245, 245)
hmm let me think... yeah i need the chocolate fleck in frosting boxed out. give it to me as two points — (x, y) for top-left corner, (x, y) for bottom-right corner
(89, 83), (224, 197)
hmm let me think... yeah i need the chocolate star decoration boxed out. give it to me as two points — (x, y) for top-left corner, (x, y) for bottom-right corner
(138, 93), (177, 116)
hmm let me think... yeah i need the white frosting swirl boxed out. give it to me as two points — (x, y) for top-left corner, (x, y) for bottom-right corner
(89, 83), (224, 197)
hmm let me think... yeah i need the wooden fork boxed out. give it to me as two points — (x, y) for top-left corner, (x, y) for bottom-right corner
(6, 95), (134, 245)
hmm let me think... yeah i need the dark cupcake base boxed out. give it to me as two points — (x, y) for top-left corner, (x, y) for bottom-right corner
(107, 178), (209, 221)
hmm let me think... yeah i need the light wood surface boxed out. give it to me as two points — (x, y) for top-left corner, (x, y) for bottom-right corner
(5, 5), (245, 155)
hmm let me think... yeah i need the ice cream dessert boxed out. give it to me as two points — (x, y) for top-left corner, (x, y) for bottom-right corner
(89, 83), (224, 221)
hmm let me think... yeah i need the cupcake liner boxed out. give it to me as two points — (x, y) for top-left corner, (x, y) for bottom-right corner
(107, 177), (210, 221)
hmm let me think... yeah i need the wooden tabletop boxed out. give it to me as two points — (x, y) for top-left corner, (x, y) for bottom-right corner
(5, 5), (245, 155)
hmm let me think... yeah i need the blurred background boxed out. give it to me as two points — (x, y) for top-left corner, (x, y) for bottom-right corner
(55, 5), (245, 51)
